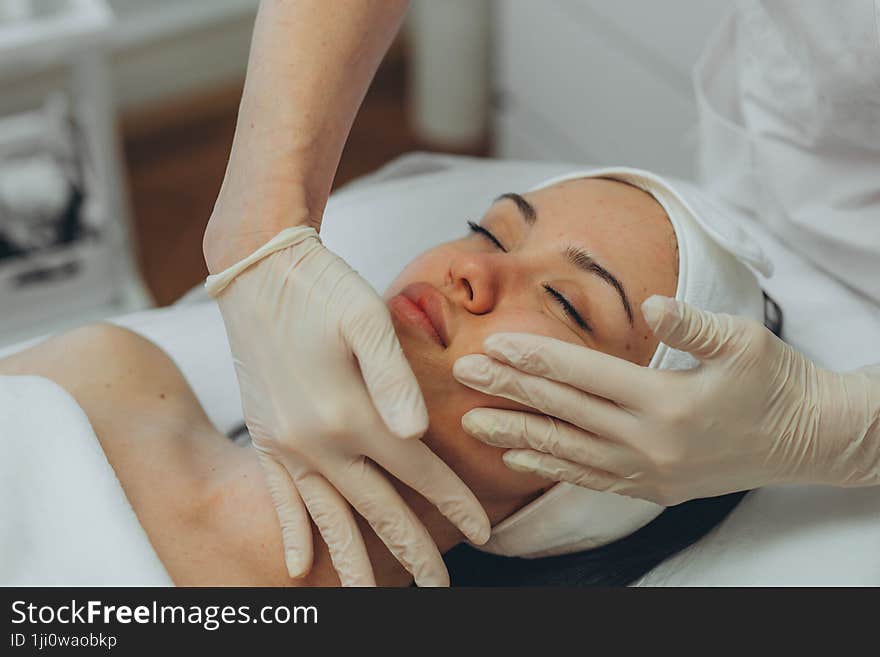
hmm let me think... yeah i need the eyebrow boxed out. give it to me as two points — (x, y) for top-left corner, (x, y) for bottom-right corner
(493, 191), (634, 326)
(494, 193), (536, 224)
(566, 246), (634, 325)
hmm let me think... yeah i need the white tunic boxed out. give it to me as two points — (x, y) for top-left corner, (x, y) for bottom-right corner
(695, 0), (880, 302)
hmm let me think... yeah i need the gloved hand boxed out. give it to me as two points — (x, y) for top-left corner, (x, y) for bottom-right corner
(453, 295), (880, 506)
(207, 226), (490, 586)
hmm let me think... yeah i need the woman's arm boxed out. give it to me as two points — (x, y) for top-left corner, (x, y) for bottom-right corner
(203, 0), (410, 272)
(0, 325), (316, 585)
(200, 0), (490, 586)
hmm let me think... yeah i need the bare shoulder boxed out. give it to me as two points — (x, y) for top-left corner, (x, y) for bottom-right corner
(0, 323), (212, 438)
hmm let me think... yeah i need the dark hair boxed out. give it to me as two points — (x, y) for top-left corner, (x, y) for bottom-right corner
(444, 292), (783, 586)
(444, 490), (747, 586)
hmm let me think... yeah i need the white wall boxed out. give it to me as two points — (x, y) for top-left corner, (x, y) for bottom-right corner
(491, 0), (729, 180)
(110, 15), (254, 111)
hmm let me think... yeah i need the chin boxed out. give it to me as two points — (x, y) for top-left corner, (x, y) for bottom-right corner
(390, 315), (549, 503)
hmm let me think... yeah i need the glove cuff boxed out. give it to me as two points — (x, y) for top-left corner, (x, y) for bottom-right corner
(204, 225), (320, 297)
(813, 365), (880, 487)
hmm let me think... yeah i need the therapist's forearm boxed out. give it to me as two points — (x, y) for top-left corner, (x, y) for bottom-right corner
(205, 0), (410, 272)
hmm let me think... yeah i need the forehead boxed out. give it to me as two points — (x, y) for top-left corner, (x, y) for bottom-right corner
(525, 178), (670, 241)
(516, 177), (678, 285)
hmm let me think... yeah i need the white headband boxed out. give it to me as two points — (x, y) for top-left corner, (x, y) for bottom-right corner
(476, 167), (771, 558)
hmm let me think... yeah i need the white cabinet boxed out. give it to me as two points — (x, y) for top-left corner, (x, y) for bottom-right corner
(491, 0), (728, 179)
(0, 0), (151, 347)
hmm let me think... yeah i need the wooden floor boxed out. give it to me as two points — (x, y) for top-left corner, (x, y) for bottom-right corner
(122, 49), (486, 306)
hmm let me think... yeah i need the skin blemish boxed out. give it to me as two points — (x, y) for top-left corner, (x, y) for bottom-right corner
(159, 393), (166, 399)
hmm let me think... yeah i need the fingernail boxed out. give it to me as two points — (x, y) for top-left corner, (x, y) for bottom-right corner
(467, 519), (492, 545)
(453, 354), (492, 385)
(641, 295), (678, 333)
(385, 402), (429, 440)
(416, 568), (451, 587)
(483, 334), (519, 361)
(462, 411), (509, 448)
(502, 451), (538, 473)
(461, 410), (490, 438)
(286, 551), (307, 578)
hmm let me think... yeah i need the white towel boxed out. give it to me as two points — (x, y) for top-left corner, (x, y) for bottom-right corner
(0, 375), (172, 585)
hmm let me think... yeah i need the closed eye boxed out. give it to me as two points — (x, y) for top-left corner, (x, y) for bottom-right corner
(467, 220), (507, 252)
(543, 284), (593, 335)
(467, 221), (591, 335)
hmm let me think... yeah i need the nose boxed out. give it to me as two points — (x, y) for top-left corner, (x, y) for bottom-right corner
(448, 251), (501, 314)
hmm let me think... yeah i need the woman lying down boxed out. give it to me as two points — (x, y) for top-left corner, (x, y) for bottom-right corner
(0, 168), (772, 586)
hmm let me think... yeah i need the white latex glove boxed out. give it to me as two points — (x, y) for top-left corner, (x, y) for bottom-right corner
(207, 226), (490, 586)
(453, 295), (880, 506)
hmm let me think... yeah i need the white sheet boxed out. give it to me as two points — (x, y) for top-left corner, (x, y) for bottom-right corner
(3, 152), (878, 585)
(0, 375), (172, 585)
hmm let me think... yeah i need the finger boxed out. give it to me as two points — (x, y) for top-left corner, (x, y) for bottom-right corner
(502, 449), (623, 492)
(294, 472), (376, 587)
(255, 451), (314, 578)
(372, 437), (491, 545)
(641, 295), (739, 361)
(453, 355), (633, 440)
(504, 451), (662, 503)
(462, 408), (635, 477)
(345, 297), (429, 440)
(328, 458), (450, 587)
(479, 332), (655, 407)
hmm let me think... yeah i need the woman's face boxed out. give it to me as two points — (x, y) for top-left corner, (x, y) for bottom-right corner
(384, 178), (678, 514)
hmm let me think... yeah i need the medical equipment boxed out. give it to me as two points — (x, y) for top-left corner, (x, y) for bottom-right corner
(3, 154), (878, 585)
(0, 95), (83, 271)
(0, 0), (150, 349)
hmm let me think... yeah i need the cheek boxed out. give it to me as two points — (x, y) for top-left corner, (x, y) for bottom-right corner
(449, 310), (578, 418)
(424, 377), (551, 504)
(384, 245), (458, 300)
(386, 275), (565, 504)
(423, 312), (567, 500)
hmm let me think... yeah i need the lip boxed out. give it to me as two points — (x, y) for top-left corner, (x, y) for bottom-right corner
(390, 282), (451, 348)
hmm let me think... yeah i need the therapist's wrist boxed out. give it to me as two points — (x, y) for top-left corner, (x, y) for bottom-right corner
(848, 365), (880, 484)
(809, 366), (880, 487)
(203, 184), (320, 274)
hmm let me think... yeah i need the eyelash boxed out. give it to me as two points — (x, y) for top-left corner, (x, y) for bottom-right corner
(543, 284), (593, 334)
(466, 220), (593, 335)
(467, 220), (506, 252)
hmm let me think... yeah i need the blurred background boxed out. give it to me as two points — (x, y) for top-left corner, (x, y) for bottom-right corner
(0, 0), (726, 347)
